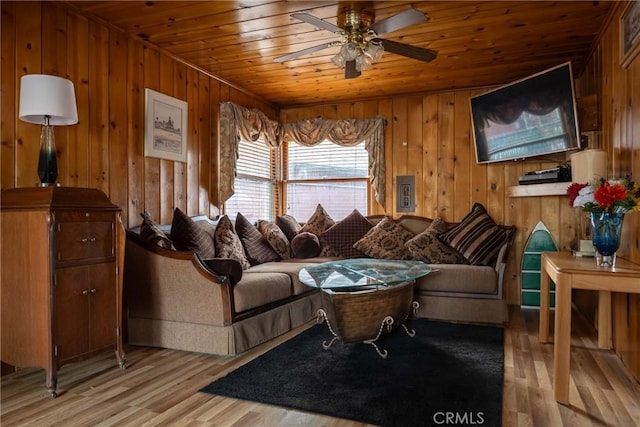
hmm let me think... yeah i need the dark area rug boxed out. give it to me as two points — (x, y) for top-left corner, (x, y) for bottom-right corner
(200, 319), (503, 427)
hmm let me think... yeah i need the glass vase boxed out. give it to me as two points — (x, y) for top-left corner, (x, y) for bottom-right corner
(591, 212), (624, 268)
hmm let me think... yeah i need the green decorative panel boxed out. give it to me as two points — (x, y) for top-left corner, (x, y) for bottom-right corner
(522, 290), (556, 307)
(521, 221), (559, 308)
(522, 253), (541, 270)
(522, 272), (541, 289)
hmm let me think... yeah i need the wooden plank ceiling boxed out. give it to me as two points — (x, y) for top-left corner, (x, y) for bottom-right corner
(64, 1), (614, 108)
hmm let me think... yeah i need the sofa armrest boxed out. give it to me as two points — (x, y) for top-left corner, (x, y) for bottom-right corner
(124, 231), (234, 326)
(493, 225), (516, 299)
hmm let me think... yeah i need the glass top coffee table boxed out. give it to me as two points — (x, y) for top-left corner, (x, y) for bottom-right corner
(299, 258), (432, 358)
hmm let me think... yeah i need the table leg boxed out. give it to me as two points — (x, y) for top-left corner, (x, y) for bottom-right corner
(539, 262), (551, 343)
(553, 276), (571, 404)
(597, 290), (612, 349)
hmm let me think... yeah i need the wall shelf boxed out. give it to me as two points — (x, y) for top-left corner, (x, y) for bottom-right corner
(506, 182), (571, 197)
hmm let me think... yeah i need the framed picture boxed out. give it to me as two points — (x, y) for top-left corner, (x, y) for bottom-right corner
(144, 88), (188, 162)
(621, 1), (640, 69)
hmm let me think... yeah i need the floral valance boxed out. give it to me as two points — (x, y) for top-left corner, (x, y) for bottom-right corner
(219, 102), (281, 204)
(219, 101), (387, 208)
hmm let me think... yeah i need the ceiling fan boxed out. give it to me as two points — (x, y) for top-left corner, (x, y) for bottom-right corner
(274, 5), (438, 79)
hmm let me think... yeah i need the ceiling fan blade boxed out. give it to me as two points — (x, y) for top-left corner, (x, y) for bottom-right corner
(345, 60), (361, 79)
(274, 42), (335, 63)
(369, 8), (427, 36)
(379, 39), (437, 62)
(291, 12), (343, 33)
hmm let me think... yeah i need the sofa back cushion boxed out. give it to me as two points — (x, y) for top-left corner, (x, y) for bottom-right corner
(257, 220), (291, 260)
(405, 217), (468, 264)
(353, 217), (413, 260)
(438, 203), (509, 266)
(170, 207), (216, 258)
(235, 213), (280, 265)
(139, 211), (175, 250)
(214, 215), (251, 269)
(320, 209), (373, 258)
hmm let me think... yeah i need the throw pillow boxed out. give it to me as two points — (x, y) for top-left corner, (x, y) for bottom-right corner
(300, 204), (338, 256)
(405, 217), (468, 264)
(170, 208), (215, 258)
(438, 203), (509, 266)
(214, 215), (251, 270)
(257, 220), (291, 260)
(320, 209), (373, 258)
(291, 232), (320, 258)
(276, 214), (301, 241)
(235, 213), (280, 266)
(353, 217), (414, 260)
(139, 211), (175, 249)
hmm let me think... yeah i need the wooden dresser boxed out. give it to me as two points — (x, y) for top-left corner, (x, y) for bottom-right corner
(1, 186), (126, 397)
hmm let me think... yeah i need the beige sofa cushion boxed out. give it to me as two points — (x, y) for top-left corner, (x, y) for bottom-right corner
(246, 261), (315, 295)
(414, 264), (497, 295)
(233, 272), (292, 313)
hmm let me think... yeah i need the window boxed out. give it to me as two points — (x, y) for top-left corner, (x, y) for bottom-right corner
(285, 140), (369, 221)
(225, 139), (277, 221)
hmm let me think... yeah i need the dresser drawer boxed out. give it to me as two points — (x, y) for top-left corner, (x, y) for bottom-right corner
(55, 212), (115, 263)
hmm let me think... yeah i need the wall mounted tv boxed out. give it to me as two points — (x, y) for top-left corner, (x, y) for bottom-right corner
(470, 62), (580, 164)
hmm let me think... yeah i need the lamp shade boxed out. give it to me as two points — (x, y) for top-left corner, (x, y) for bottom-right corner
(19, 74), (78, 125)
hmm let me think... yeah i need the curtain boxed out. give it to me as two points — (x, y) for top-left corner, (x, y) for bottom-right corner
(283, 116), (387, 207)
(219, 101), (387, 208)
(219, 102), (281, 203)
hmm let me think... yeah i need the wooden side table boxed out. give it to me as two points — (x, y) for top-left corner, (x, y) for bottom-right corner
(538, 252), (640, 404)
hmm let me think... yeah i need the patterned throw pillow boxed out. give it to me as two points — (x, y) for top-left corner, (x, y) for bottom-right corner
(405, 217), (468, 264)
(321, 209), (373, 258)
(139, 211), (175, 249)
(438, 203), (509, 266)
(300, 204), (338, 256)
(170, 208), (215, 258)
(214, 215), (251, 270)
(276, 214), (301, 241)
(257, 220), (291, 260)
(235, 213), (280, 265)
(353, 217), (414, 260)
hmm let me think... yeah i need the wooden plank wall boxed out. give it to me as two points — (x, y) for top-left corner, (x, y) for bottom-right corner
(0, 1), (276, 229)
(575, 1), (640, 382)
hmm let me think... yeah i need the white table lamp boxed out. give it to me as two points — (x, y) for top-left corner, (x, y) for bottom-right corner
(19, 74), (78, 186)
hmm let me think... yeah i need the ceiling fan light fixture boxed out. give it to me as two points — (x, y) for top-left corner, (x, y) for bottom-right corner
(340, 42), (359, 61)
(364, 41), (384, 62)
(355, 55), (372, 72)
(331, 53), (346, 69)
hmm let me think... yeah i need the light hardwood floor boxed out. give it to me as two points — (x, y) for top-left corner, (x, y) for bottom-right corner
(2, 307), (639, 426)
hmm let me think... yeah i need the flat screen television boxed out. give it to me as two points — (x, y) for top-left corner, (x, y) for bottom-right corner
(470, 62), (581, 164)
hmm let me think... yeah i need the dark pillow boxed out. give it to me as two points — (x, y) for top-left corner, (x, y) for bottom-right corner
(170, 208), (215, 258)
(353, 217), (414, 260)
(405, 217), (468, 264)
(235, 213), (280, 266)
(300, 204), (338, 256)
(257, 220), (291, 260)
(321, 209), (373, 258)
(291, 232), (320, 258)
(214, 215), (251, 270)
(139, 211), (175, 249)
(276, 214), (301, 241)
(438, 203), (509, 266)
(201, 257), (243, 286)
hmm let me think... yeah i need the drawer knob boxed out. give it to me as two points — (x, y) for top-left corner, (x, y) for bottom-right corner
(90, 289), (97, 294)
(82, 290), (89, 296)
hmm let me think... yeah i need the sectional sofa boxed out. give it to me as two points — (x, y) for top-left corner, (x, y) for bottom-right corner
(124, 203), (515, 355)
